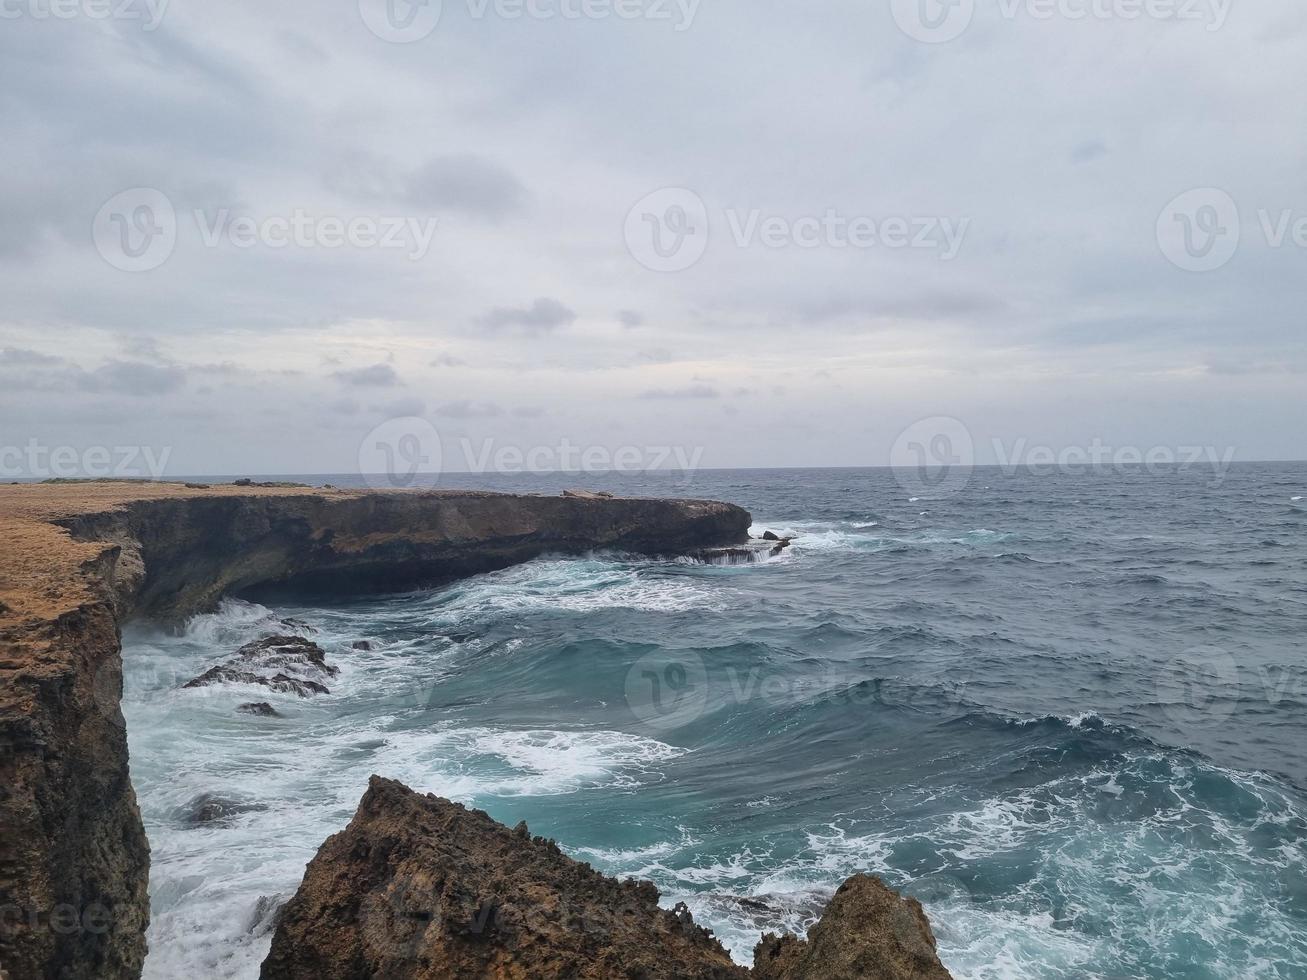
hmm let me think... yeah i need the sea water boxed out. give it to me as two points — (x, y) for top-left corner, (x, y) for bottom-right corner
(123, 464), (1307, 978)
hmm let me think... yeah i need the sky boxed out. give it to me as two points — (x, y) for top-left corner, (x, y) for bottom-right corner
(1, 0), (1305, 479)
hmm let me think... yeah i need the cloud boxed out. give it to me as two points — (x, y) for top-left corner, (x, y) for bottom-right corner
(477, 298), (577, 333)
(513, 405), (546, 418)
(402, 154), (528, 220)
(334, 364), (400, 387)
(84, 361), (187, 396)
(430, 353), (467, 368)
(640, 385), (719, 400)
(0, 348), (64, 367)
(1070, 139), (1109, 164)
(616, 309), (644, 328)
(433, 400), (504, 419)
(372, 396), (426, 417)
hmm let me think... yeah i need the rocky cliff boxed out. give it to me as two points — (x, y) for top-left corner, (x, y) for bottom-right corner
(0, 483), (750, 980)
(261, 777), (953, 980)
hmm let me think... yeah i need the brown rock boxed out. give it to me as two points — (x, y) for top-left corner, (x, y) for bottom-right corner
(260, 776), (749, 980)
(752, 875), (952, 980)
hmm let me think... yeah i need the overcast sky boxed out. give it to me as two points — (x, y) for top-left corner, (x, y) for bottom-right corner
(1, 0), (1305, 478)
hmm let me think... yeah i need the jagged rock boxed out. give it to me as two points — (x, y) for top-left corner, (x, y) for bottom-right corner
(351, 640), (373, 651)
(762, 530), (780, 541)
(752, 875), (952, 980)
(247, 895), (287, 937)
(183, 635), (337, 697)
(237, 702), (282, 717)
(172, 792), (268, 828)
(261, 779), (952, 980)
(260, 776), (749, 980)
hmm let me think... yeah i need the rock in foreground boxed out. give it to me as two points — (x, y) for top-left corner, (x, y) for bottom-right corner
(752, 876), (953, 980)
(261, 777), (952, 980)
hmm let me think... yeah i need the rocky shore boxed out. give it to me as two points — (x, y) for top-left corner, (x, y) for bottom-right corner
(0, 482), (749, 980)
(261, 777), (952, 980)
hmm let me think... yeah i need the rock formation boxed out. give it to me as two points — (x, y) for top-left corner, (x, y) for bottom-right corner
(0, 482), (749, 980)
(182, 634), (338, 697)
(261, 777), (952, 980)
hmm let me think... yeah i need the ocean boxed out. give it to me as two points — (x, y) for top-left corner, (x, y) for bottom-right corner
(122, 464), (1307, 978)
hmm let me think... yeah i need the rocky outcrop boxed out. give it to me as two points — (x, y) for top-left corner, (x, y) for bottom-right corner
(262, 778), (952, 980)
(182, 635), (338, 698)
(0, 483), (749, 980)
(752, 876), (952, 980)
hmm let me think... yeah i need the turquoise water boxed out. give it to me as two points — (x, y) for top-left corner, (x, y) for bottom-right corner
(124, 464), (1307, 978)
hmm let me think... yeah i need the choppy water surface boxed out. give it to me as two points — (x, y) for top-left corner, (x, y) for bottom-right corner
(124, 464), (1307, 978)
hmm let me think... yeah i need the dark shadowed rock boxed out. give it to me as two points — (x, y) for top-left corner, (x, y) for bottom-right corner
(183, 635), (337, 697)
(260, 776), (748, 980)
(762, 530), (780, 541)
(351, 640), (373, 651)
(172, 792), (268, 828)
(237, 702), (282, 717)
(752, 875), (952, 980)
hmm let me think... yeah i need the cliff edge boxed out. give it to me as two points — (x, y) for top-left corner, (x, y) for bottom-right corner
(0, 482), (750, 980)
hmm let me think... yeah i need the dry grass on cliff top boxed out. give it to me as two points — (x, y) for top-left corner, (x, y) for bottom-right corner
(0, 480), (348, 626)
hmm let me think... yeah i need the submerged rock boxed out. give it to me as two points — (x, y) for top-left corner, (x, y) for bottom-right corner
(260, 778), (951, 980)
(237, 701), (282, 717)
(351, 640), (373, 651)
(172, 792), (267, 828)
(183, 634), (337, 697)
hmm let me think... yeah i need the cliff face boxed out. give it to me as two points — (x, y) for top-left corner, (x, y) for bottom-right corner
(261, 778), (953, 980)
(0, 484), (750, 980)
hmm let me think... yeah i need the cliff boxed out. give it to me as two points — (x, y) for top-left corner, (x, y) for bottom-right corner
(260, 777), (953, 980)
(0, 482), (750, 980)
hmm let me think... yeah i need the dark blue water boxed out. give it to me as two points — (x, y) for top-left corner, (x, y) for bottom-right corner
(126, 464), (1307, 978)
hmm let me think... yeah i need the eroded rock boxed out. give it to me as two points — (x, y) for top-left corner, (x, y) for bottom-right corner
(183, 635), (337, 697)
(261, 778), (952, 980)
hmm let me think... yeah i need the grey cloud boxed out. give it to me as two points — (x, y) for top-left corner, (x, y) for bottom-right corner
(0, 348), (65, 367)
(334, 364), (400, 387)
(617, 309), (644, 328)
(431, 353), (467, 368)
(513, 405), (546, 418)
(327, 398), (360, 415)
(373, 397), (426, 417)
(433, 400), (504, 419)
(1070, 139), (1109, 164)
(477, 298), (577, 333)
(640, 385), (719, 400)
(84, 361), (187, 396)
(402, 155), (528, 220)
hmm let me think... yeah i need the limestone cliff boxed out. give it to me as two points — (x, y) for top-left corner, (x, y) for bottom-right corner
(0, 483), (750, 980)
